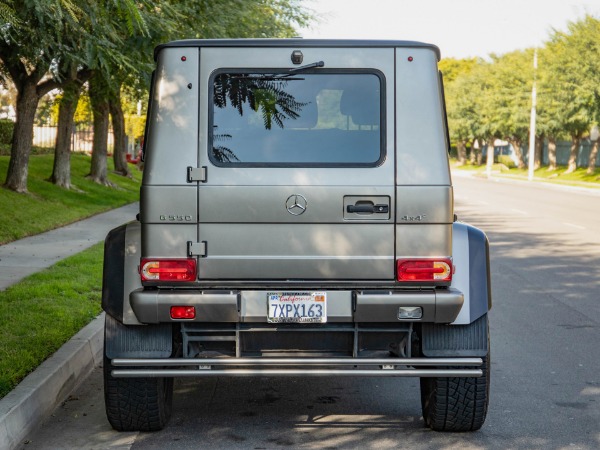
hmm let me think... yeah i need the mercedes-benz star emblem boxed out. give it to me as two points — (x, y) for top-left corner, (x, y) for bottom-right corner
(286, 194), (307, 215)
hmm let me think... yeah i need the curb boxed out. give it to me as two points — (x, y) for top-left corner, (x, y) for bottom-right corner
(0, 313), (105, 450)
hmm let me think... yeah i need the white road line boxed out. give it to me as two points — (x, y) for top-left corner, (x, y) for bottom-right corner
(562, 222), (586, 230)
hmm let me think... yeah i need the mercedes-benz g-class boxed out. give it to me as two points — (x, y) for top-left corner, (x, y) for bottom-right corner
(102, 39), (491, 432)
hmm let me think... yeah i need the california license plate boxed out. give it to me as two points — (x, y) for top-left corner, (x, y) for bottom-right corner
(267, 292), (327, 323)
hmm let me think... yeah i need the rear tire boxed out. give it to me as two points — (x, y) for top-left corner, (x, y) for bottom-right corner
(103, 353), (173, 431)
(420, 353), (490, 431)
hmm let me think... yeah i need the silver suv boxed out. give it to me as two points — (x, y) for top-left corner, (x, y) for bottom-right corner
(102, 39), (491, 432)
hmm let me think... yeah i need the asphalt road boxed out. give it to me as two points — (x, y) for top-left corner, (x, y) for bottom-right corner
(22, 174), (600, 450)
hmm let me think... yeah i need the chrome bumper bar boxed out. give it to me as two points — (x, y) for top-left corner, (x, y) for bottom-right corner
(111, 357), (483, 378)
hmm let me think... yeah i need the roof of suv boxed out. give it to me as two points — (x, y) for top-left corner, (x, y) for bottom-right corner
(154, 38), (441, 61)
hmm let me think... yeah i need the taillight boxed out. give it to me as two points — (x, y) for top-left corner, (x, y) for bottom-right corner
(396, 259), (453, 282)
(140, 258), (197, 282)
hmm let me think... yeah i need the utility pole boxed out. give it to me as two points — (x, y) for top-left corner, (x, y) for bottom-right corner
(528, 49), (538, 181)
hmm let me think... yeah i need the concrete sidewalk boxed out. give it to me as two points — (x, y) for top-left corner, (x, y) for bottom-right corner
(0, 203), (138, 450)
(451, 168), (600, 194)
(0, 202), (138, 291)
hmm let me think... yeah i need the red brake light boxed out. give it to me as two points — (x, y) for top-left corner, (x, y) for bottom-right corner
(140, 258), (197, 282)
(170, 306), (196, 319)
(396, 259), (453, 282)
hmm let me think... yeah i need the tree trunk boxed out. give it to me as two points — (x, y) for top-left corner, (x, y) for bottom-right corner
(4, 81), (39, 193)
(476, 142), (483, 165)
(534, 135), (544, 170)
(88, 75), (111, 185)
(587, 140), (598, 174)
(548, 137), (557, 171)
(485, 138), (494, 175)
(51, 81), (82, 188)
(456, 140), (467, 166)
(469, 140), (480, 164)
(469, 146), (477, 164)
(564, 135), (580, 174)
(508, 139), (525, 169)
(109, 88), (131, 177)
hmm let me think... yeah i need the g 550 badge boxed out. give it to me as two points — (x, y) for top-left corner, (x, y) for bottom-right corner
(159, 215), (193, 222)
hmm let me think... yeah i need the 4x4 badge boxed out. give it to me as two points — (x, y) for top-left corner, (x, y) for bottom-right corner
(286, 194), (307, 215)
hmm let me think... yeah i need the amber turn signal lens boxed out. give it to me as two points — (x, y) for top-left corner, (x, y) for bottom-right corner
(396, 259), (453, 282)
(140, 258), (197, 282)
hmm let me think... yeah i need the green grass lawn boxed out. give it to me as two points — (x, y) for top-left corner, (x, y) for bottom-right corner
(451, 160), (600, 188)
(0, 243), (104, 399)
(0, 153), (142, 244)
(0, 153), (142, 398)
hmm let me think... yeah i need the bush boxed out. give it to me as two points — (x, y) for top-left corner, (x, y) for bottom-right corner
(0, 119), (14, 146)
(497, 155), (516, 168)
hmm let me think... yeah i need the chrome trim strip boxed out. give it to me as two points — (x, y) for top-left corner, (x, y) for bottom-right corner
(112, 368), (482, 378)
(111, 357), (483, 377)
(112, 357), (482, 367)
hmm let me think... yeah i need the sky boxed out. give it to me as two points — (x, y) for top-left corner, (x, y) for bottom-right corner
(300, 0), (600, 59)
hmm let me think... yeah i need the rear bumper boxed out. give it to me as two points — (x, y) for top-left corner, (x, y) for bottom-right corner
(110, 356), (483, 378)
(130, 288), (464, 324)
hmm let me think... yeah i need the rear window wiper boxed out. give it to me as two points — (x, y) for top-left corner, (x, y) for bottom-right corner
(229, 75), (305, 81)
(225, 61), (325, 82)
(282, 61), (325, 78)
(258, 61), (326, 80)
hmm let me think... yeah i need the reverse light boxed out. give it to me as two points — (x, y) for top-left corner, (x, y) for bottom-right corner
(170, 306), (196, 320)
(398, 306), (423, 319)
(140, 258), (197, 282)
(396, 259), (453, 282)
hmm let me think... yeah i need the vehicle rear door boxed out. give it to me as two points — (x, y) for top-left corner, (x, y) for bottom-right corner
(195, 45), (395, 283)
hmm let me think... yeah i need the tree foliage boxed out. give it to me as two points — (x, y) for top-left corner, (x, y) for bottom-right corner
(0, 0), (144, 191)
(0, 1), (81, 191)
(440, 58), (480, 164)
(442, 14), (600, 172)
(182, 0), (312, 39)
(0, 0), (314, 191)
(214, 74), (306, 129)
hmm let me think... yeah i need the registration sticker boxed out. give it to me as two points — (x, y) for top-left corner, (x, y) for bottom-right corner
(267, 292), (327, 323)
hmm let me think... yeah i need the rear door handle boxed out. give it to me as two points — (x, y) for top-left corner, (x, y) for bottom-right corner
(347, 204), (389, 214)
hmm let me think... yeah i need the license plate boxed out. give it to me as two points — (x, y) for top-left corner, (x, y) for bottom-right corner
(267, 292), (327, 323)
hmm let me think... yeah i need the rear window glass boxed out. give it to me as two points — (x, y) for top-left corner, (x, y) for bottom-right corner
(209, 71), (384, 166)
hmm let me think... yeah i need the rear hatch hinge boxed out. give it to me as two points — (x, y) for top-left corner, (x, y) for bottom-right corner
(187, 166), (207, 183)
(188, 241), (207, 257)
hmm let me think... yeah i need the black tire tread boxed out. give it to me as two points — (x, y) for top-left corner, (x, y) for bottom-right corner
(421, 355), (490, 431)
(103, 355), (173, 432)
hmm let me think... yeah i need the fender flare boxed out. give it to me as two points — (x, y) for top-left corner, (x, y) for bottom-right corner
(420, 222), (491, 357)
(450, 222), (492, 325)
(102, 221), (143, 325)
(102, 222), (174, 358)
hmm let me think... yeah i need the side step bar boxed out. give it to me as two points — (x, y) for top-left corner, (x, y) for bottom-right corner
(111, 357), (483, 378)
